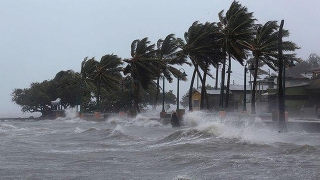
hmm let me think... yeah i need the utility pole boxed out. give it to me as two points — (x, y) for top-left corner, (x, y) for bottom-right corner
(243, 64), (247, 112)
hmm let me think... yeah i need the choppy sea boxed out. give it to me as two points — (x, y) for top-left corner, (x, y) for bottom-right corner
(0, 110), (319, 180)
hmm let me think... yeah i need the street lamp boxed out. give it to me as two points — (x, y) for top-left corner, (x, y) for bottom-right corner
(225, 64), (233, 109)
(243, 64), (248, 112)
(176, 68), (187, 117)
(78, 80), (85, 114)
(162, 76), (165, 112)
(243, 63), (255, 112)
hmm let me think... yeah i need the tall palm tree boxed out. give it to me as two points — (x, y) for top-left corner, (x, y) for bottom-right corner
(176, 21), (222, 111)
(123, 37), (159, 114)
(243, 21), (299, 114)
(154, 34), (189, 110)
(218, 1), (255, 109)
(198, 23), (223, 110)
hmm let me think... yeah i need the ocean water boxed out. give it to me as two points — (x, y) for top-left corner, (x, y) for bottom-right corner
(0, 110), (319, 180)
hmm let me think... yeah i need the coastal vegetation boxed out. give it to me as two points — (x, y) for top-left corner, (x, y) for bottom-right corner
(12, 1), (306, 117)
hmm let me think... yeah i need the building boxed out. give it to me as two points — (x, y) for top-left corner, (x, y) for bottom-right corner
(191, 84), (267, 112)
(190, 68), (320, 118)
(266, 68), (320, 118)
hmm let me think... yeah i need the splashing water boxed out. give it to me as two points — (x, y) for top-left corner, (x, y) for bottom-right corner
(110, 124), (124, 136)
(0, 110), (319, 179)
(64, 108), (79, 119)
(182, 111), (320, 146)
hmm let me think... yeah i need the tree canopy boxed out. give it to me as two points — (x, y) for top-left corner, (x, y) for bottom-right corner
(12, 1), (303, 117)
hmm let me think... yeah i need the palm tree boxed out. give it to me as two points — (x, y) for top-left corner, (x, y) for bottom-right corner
(176, 21), (222, 111)
(80, 57), (97, 112)
(81, 55), (123, 112)
(154, 34), (189, 111)
(243, 21), (299, 114)
(96, 54), (123, 111)
(123, 37), (159, 115)
(198, 23), (223, 110)
(217, 1), (255, 109)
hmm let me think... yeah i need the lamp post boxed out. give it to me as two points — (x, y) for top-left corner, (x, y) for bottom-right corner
(121, 79), (124, 111)
(176, 68), (187, 117)
(225, 64), (232, 109)
(129, 78), (132, 114)
(219, 62), (226, 110)
(162, 76), (165, 112)
(78, 80), (84, 115)
(245, 62), (255, 113)
(177, 76), (180, 113)
(243, 64), (248, 112)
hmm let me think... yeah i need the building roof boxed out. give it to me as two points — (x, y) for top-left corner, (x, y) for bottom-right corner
(206, 89), (222, 95)
(229, 85), (245, 91)
(193, 88), (225, 95)
(193, 84), (255, 95)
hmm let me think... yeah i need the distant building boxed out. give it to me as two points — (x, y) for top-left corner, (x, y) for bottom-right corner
(266, 68), (320, 118)
(191, 84), (268, 111)
(190, 68), (320, 118)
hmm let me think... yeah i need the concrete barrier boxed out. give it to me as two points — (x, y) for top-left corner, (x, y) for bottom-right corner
(119, 111), (126, 117)
(218, 111), (226, 118)
(94, 111), (101, 119)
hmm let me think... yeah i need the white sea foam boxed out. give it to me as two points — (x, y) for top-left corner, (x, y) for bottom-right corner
(55, 109), (93, 124)
(128, 116), (163, 127)
(182, 111), (320, 146)
(110, 124), (124, 136)
(74, 127), (84, 134)
(106, 115), (128, 125)
(0, 123), (18, 129)
(107, 111), (164, 127)
(173, 175), (192, 180)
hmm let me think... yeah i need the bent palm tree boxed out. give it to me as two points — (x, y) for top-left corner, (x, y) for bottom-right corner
(154, 34), (189, 110)
(243, 21), (299, 114)
(218, 1), (255, 109)
(176, 21), (222, 111)
(81, 55), (123, 112)
(123, 37), (159, 114)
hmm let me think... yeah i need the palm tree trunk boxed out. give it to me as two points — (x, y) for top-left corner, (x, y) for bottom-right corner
(188, 67), (197, 111)
(200, 63), (208, 110)
(278, 20), (287, 132)
(219, 54), (227, 110)
(215, 64), (219, 89)
(200, 73), (205, 110)
(225, 54), (231, 109)
(251, 56), (259, 114)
